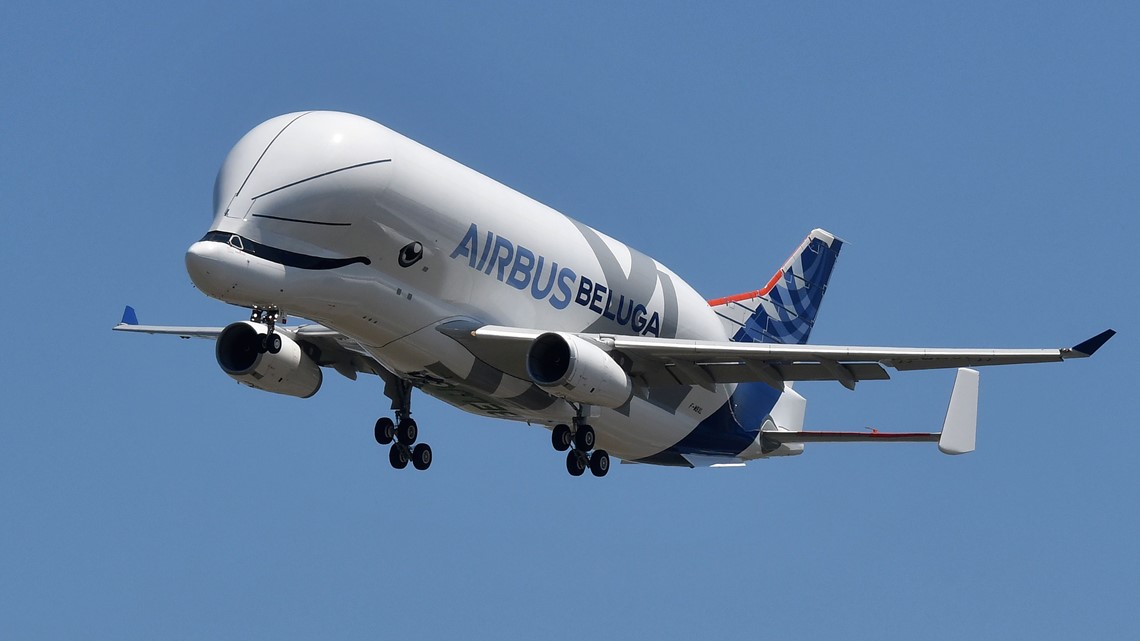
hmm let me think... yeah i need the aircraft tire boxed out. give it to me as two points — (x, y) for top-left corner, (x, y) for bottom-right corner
(552, 424), (572, 451)
(566, 449), (587, 476)
(397, 418), (418, 445)
(266, 333), (282, 354)
(389, 443), (410, 469)
(573, 425), (595, 451)
(412, 443), (432, 471)
(589, 450), (610, 477)
(374, 417), (395, 445)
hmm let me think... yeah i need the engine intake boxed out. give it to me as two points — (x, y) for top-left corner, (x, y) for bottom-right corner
(526, 332), (632, 408)
(216, 321), (322, 398)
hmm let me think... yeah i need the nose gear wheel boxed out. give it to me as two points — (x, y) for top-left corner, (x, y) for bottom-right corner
(251, 307), (286, 354)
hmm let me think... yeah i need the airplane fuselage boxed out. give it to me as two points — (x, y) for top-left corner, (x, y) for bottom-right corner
(186, 111), (793, 465)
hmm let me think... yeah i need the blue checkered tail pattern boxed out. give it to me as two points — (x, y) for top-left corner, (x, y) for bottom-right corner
(709, 229), (843, 345)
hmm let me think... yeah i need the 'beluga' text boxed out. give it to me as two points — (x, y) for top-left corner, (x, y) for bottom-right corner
(449, 223), (662, 336)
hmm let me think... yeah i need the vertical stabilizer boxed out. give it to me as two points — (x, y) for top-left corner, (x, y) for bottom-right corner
(938, 368), (979, 455)
(709, 229), (843, 344)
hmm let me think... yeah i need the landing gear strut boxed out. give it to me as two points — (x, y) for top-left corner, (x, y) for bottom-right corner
(374, 378), (431, 471)
(251, 306), (285, 354)
(552, 409), (609, 477)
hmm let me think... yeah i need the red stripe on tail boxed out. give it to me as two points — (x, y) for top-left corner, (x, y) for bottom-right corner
(707, 269), (783, 306)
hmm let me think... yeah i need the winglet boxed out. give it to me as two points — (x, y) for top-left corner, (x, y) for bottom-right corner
(120, 305), (139, 326)
(938, 368), (979, 455)
(1067, 329), (1116, 358)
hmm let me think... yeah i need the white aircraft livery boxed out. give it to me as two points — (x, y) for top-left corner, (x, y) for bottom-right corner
(115, 111), (1115, 476)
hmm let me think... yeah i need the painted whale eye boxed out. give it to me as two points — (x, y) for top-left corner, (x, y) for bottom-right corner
(399, 241), (424, 267)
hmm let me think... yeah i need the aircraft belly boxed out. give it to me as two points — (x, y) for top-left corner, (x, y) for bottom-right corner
(409, 382), (715, 462)
(591, 399), (711, 461)
(351, 316), (723, 461)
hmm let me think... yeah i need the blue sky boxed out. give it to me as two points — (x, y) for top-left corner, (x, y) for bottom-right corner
(1, 2), (1136, 639)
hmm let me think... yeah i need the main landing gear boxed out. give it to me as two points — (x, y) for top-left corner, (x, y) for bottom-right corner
(552, 420), (609, 477)
(251, 306), (284, 354)
(373, 379), (431, 471)
(374, 414), (432, 470)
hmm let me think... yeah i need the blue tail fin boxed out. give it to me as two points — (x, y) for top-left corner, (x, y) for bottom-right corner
(709, 229), (843, 345)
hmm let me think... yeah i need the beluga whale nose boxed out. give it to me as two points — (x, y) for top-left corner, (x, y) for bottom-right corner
(210, 111), (398, 226)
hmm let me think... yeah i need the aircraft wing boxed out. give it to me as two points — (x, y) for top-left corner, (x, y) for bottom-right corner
(448, 323), (1115, 391)
(110, 306), (220, 338)
(112, 306), (386, 381)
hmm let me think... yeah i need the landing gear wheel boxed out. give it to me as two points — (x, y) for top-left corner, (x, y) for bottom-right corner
(573, 424), (595, 451)
(397, 418), (418, 445)
(256, 333), (268, 354)
(589, 449), (610, 477)
(389, 443), (410, 469)
(411, 443), (432, 470)
(374, 417), (395, 445)
(552, 424), (572, 452)
(566, 449), (588, 476)
(266, 333), (282, 354)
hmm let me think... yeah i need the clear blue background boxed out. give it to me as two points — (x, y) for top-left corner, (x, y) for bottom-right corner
(2, 2), (1136, 639)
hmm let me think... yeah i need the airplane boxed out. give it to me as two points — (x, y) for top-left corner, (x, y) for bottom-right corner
(114, 110), (1115, 477)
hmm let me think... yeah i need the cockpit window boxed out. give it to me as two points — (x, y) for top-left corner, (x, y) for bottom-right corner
(198, 231), (370, 270)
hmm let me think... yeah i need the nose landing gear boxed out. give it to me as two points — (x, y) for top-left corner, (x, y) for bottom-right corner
(251, 307), (285, 354)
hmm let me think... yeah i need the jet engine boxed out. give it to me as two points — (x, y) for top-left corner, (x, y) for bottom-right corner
(215, 321), (322, 398)
(526, 332), (632, 408)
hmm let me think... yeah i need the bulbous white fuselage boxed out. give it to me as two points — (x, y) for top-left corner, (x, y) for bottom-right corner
(186, 111), (770, 463)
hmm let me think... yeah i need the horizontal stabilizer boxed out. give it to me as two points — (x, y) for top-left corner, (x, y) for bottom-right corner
(760, 368), (980, 455)
(762, 430), (939, 444)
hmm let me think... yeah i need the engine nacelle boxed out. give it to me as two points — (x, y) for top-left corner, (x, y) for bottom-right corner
(526, 332), (632, 408)
(215, 321), (322, 398)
